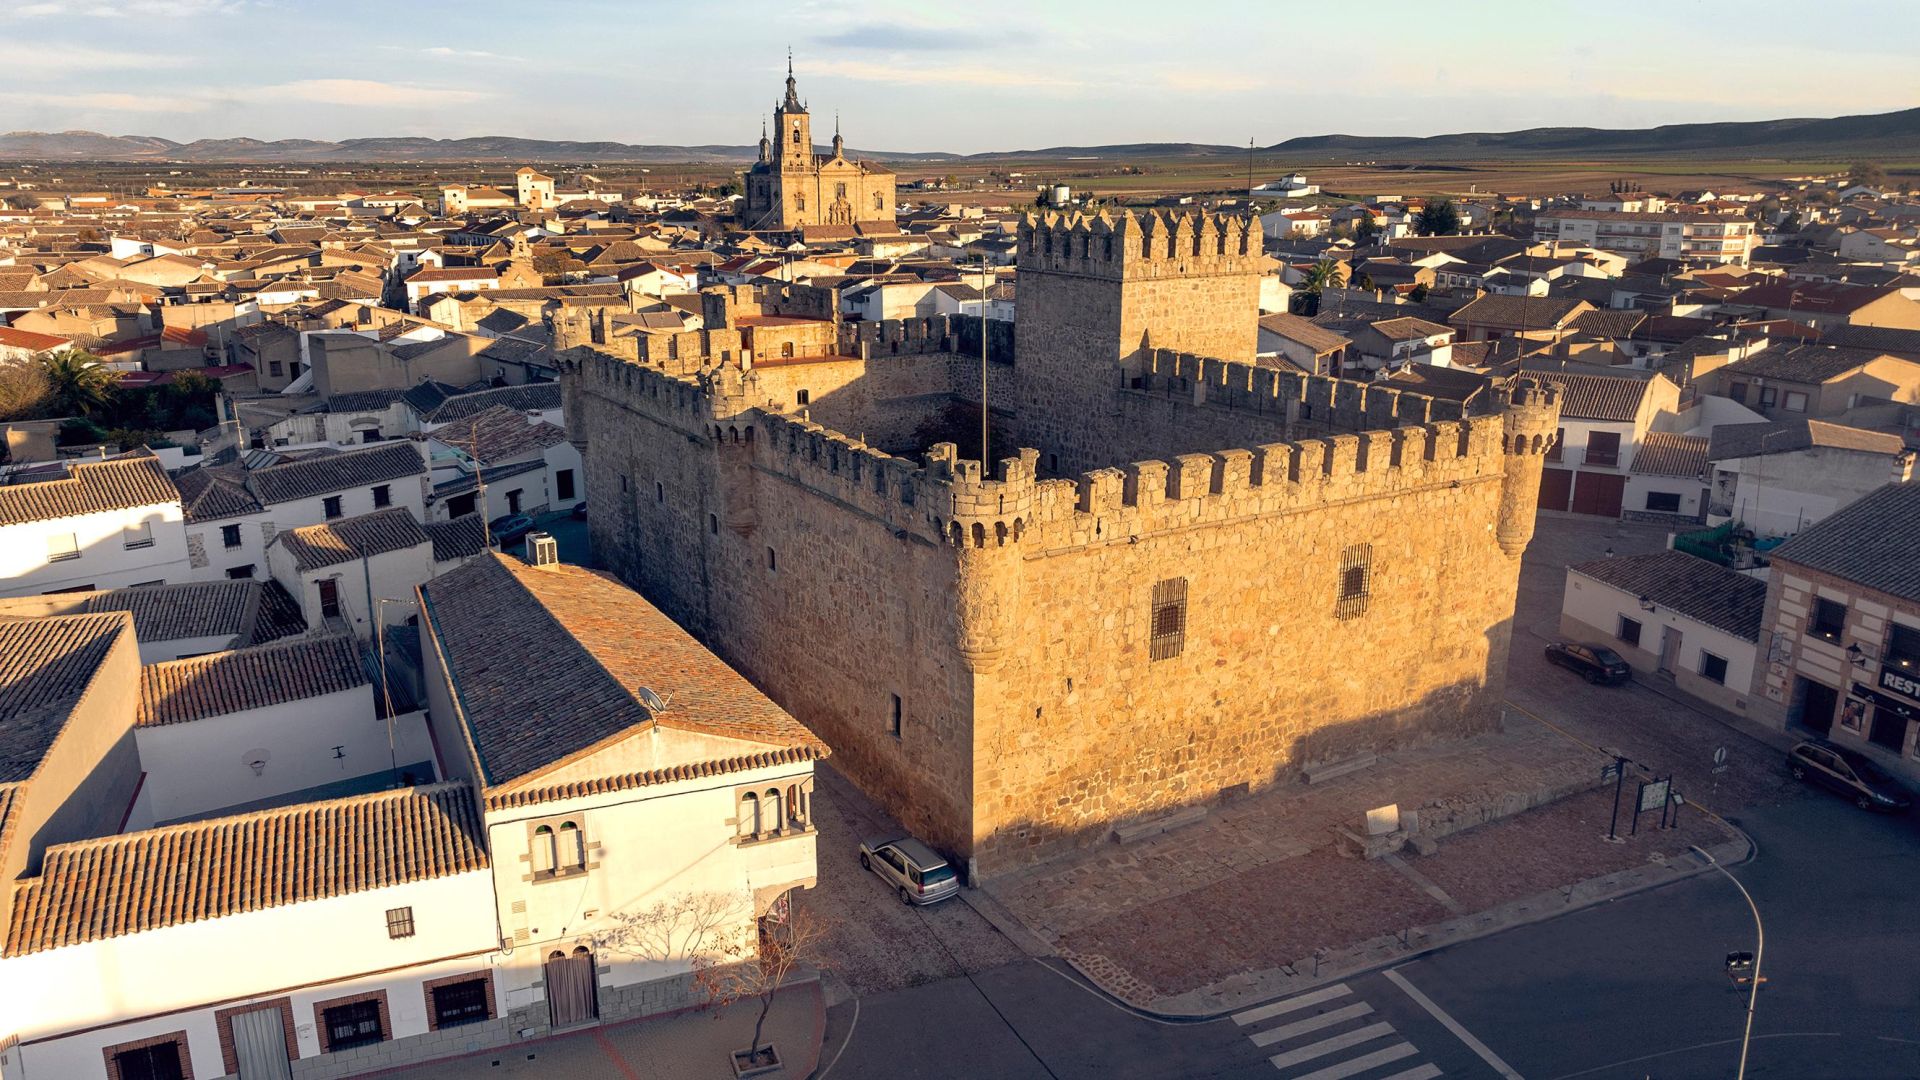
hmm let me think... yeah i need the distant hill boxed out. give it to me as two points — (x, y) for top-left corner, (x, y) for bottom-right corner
(1267, 107), (1920, 159)
(2, 106), (1916, 164)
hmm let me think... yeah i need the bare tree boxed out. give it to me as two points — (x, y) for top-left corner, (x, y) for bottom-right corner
(692, 895), (829, 1072)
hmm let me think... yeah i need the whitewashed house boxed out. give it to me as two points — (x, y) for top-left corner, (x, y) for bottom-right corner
(0, 552), (827, 1079)
(1561, 549), (1765, 714)
(0, 453), (190, 597)
(425, 406), (580, 522)
(175, 442), (430, 584)
(1706, 419), (1915, 540)
(267, 507), (438, 636)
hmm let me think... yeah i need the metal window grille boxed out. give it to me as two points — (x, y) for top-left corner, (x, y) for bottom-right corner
(432, 979), (490, 1028)
(1336, 544), (1373, 620)
(385, 906), (414, 939)
(1149, 578), (1188, 661)
(323, 1000), (383, 1051)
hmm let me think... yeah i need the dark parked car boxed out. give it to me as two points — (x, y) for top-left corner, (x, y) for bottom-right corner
(489, 514), (536, 548)
(1788, 740), (1912, 812)
(1545, 642), (1632, 685)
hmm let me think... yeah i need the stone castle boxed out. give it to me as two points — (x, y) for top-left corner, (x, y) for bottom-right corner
(557, 207), (1560, 876)
(742, 59), (896, 231)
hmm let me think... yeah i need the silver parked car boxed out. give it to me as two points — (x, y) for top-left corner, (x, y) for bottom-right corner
(858, 836), (960, 905)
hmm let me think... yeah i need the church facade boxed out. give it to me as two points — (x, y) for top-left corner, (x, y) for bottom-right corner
(743, 60), (897, 231)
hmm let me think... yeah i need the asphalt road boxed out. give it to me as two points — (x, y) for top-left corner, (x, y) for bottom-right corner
(821, 753), (1920, 1080)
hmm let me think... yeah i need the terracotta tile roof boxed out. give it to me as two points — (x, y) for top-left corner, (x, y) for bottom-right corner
(0, 455), (180, 527)
(1707, 419), (1906, 462)
(272, 507), (430, 573)
(1567, 550), (1766, 640)
(249, 579), (309, 644)
(1820, 324), (1920, 358)
(1569, 309), (1648, 339)
(487, 747), (829, 812)
(1630, 432), (1710, 478)
(1770, 483), (1920, 604)
(0, 580), (257, 643)
(4, 782), (487, 957)
(0, 326), (69, 351)
(1719, 343), (1893, 384)
(325, 388), (411, 413)
(419, 554), (827, 788)
(425, 514), (487, 563)
(1368, 316), (1453, 340)
(174, 464), (264, 523)
(0, 613), (130, 783)
(1534, 371), (1651, 422)
(1450, 294), (1590, 331)
(1258, 312), (1350, 354)
(248, 441), (425, 505)
(424, 382), (563, 424)
(429, 405), (567, 464)
(137, 633), (367, 727)
(1729, 280), (1902, 315)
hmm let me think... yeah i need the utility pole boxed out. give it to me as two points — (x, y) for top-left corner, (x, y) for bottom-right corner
(979, 257), (992, 464)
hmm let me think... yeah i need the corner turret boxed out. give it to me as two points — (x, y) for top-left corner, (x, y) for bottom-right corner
(1495, 378), (1561, 558)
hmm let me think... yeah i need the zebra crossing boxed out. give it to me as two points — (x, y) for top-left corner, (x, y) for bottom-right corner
(1232, 982), (1444, 1080)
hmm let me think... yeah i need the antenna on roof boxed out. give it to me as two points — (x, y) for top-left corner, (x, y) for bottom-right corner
(636, 686), (672, 714)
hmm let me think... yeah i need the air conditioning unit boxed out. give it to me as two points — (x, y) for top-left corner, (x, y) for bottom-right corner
(526, 532), (558, 566)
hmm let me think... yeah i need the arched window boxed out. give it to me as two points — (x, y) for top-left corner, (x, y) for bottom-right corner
(532, 825), (556, 876)
(740, 792), (761, 838)
(557, 821), (585, 871)
(764, 788), (783, 834)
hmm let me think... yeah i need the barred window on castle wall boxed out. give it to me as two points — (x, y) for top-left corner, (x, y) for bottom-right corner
(1149, 577), (1188, 661)
(1336, 544), (1373, 621)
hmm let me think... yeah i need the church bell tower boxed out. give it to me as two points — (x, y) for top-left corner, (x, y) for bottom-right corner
(774, 52), (812, 173)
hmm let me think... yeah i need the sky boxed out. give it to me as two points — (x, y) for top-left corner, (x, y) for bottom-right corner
(0, 0), (1915, 153)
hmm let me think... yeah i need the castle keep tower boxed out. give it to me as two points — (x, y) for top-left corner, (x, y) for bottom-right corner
(1013, 209), (1268, 473)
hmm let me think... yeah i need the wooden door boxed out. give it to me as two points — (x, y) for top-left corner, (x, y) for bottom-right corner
(1538, 467), (1574, 511)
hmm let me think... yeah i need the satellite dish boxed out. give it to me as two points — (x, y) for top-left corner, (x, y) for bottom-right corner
(636, 686), (670, 713)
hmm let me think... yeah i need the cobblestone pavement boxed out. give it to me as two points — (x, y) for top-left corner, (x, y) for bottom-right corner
(795, 764), (1024, 998)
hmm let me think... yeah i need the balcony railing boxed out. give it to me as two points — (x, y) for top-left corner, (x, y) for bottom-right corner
(1581, 448), (1621, 468)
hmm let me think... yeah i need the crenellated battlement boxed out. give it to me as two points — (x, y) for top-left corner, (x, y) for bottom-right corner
(1019, 415), (1502, 550)
(563, 337), (1505, 558)
(1017, 208), (1266, 280)
(1128, 347), (1468, 428)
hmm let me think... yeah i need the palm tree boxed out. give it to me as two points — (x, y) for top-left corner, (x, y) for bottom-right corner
(1301, 259), (1346, 293)
(39, 349), (117, 418)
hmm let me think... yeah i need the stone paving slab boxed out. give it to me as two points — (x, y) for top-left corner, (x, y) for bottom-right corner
(980, 713), (1746, 1016)
(985, 722), (1603, 945)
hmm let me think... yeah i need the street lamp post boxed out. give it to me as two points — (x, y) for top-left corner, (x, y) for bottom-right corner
(1692, 844), (1763, 1080)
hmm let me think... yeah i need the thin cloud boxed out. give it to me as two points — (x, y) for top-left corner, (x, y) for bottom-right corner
(0, 43), (197, 70)
(813, 24), (984, 51)
(6, 0), (241, 16)
(0, 90), (211, 113)
(378, 44), (526, 62)
(260, 79), (493, 108)
(807, 58), (1083, 91)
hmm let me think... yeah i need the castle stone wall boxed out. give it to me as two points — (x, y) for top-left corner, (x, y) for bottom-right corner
(558, 212), (1557, 879)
